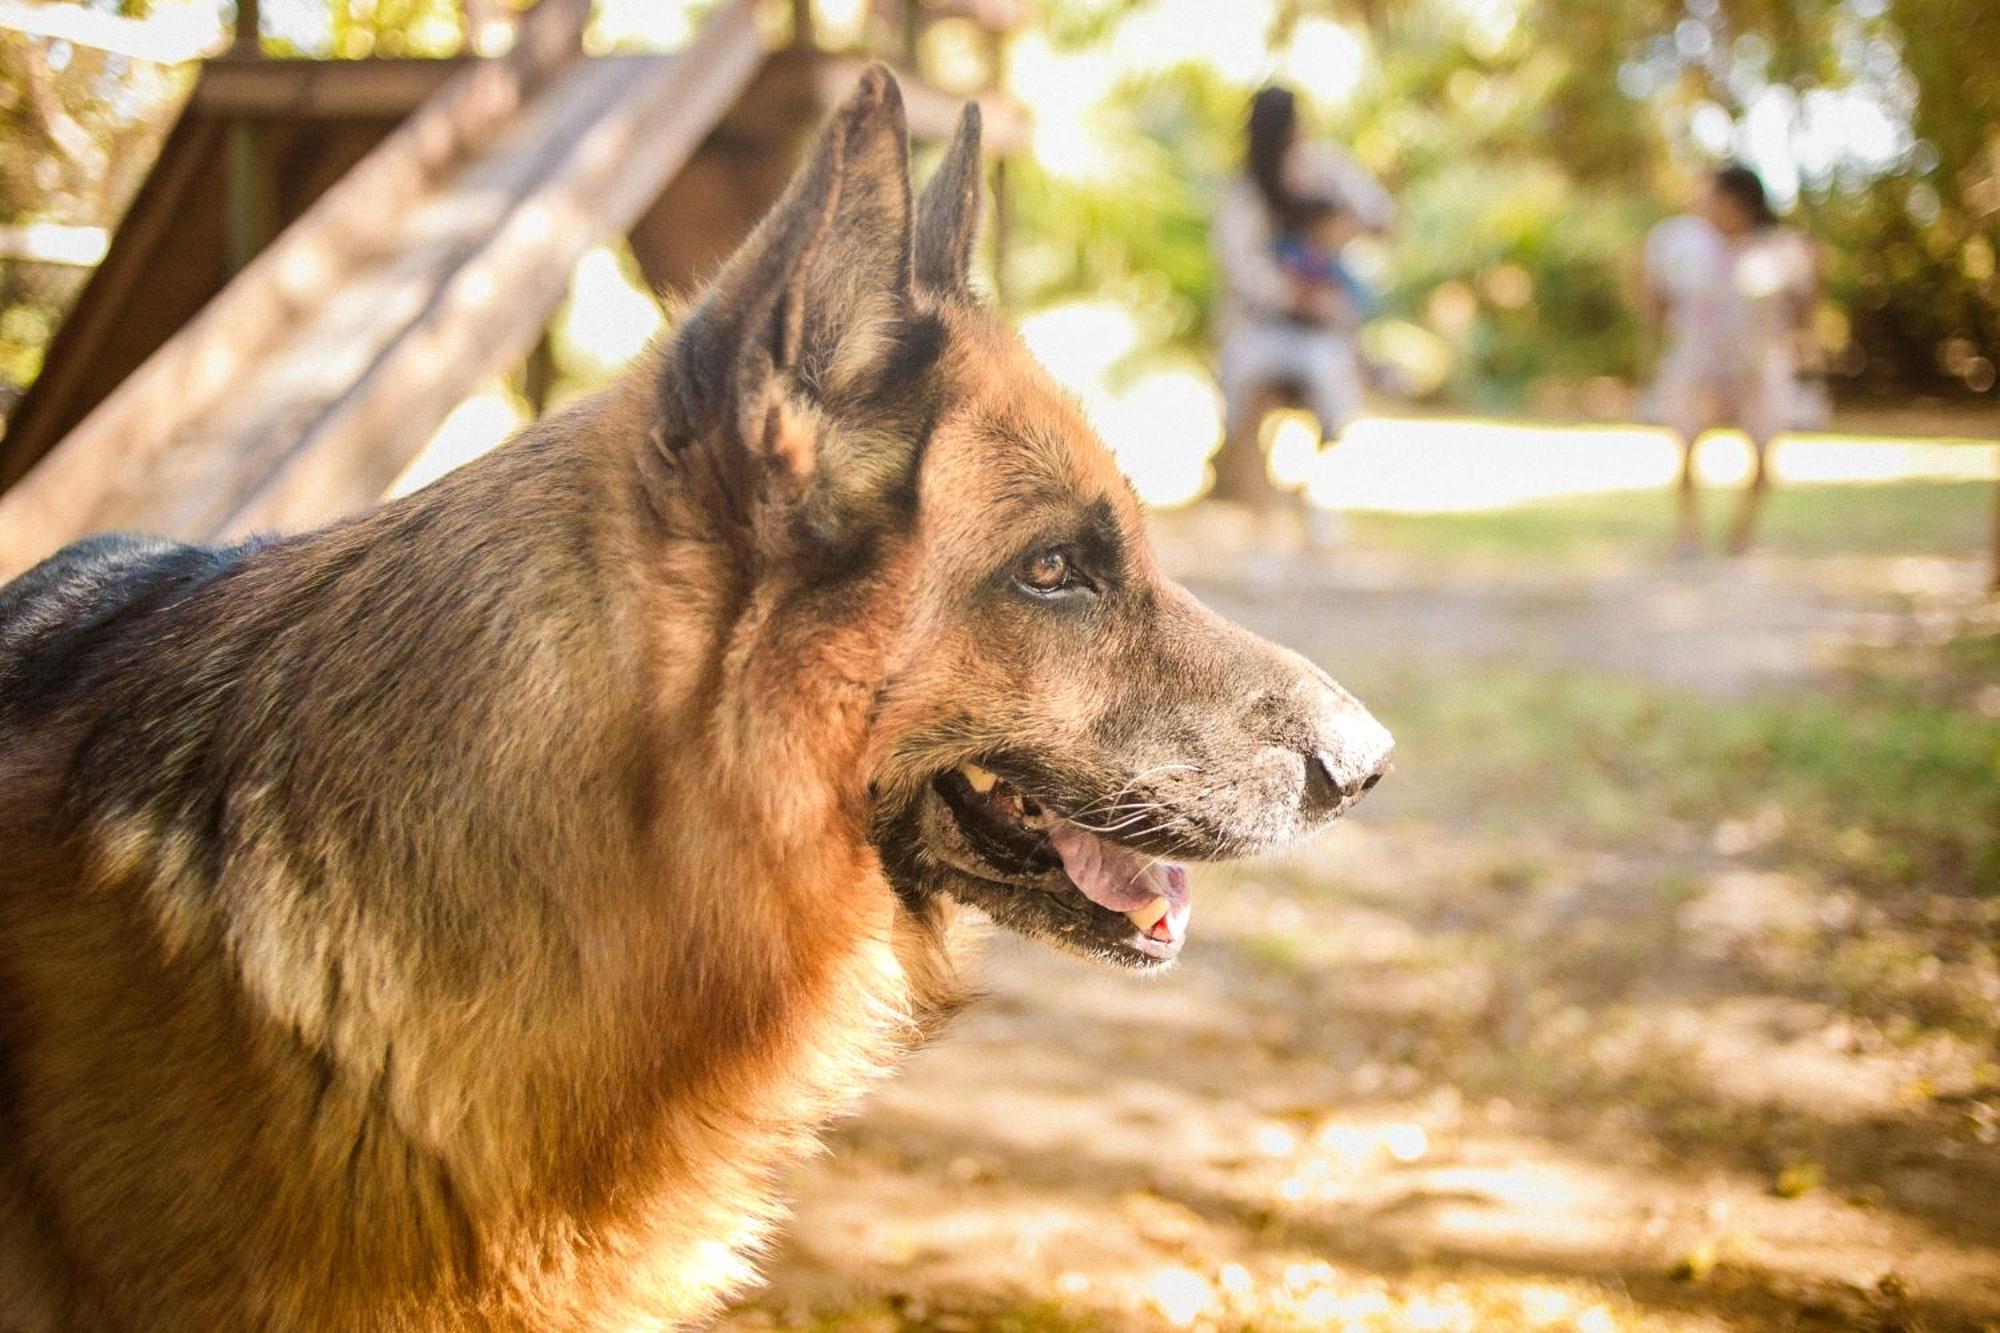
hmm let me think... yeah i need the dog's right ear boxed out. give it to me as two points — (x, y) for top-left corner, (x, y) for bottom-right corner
(659, 66), (914, 472)
(913, 102), (983, 298)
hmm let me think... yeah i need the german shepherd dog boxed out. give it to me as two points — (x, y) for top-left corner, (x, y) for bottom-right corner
(0, 70), (1391, 1330)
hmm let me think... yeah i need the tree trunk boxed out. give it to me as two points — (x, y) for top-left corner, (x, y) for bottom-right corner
(1207, 387), (1284, 510)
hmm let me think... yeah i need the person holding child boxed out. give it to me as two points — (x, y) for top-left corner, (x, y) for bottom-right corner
(1213, 83), (1393, 499)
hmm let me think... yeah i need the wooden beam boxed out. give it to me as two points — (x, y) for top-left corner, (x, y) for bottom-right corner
(0, 0), (595, 578)
(223, 120), (276, 273)
(191, 56), (471, 119)
(520, 330), (558, 416)
(232, 0), (260, 55)
(0, 115), (221, 489)
(989, 152), (1010, 305)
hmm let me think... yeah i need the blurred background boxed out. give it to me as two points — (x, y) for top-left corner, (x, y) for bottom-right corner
(1, 1), (1996, 1329)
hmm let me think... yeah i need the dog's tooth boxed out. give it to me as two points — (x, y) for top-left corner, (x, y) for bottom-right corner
(961, 763), (998, 794)
(1125, 897), (1171, 933)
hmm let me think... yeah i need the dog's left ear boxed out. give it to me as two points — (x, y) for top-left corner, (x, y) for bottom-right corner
(663, 65), (915, 465)
(913, 102), (983, 298)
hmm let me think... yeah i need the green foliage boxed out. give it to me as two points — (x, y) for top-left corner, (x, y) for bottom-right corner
(317, 0), (469, 59)
(0, 25), (187, 414)
(1004, 61), (1242, 355)
(1381, 162), (1655, 405)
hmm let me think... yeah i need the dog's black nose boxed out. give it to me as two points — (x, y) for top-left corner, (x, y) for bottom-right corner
(1302, 739), (1392, 822)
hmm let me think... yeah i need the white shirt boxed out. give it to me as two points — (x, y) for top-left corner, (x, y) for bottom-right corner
(1645, 214), (1814, 379)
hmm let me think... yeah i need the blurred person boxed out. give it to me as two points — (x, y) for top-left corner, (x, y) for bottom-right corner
(1214, 85), (1393, 506)
(1642, 164), (1820, 555)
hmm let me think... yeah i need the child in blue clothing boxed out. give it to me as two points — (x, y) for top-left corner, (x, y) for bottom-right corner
(1274, 195), (1377, 330)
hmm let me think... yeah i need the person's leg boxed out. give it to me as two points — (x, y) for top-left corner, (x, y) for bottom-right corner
(1217, 325), (1265, 441)
(1657, 367), (1712, 555)
(1724, 364), (1787, 555)
(1214, 324), (1290, 509)
(1293, 331), (1366, 549)
(1301, 330), (1365, 444)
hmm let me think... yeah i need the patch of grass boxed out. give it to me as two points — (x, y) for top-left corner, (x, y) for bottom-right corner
(1484, 855), (1552, 894)
(1942, 629), (2000, 684)
(1849, 624), (2000, 711)
(1304, 623), (2000, 1070)
(1349, 489), (1677, 564)
(1374, 657), (2000, 895)
(1346, 480), (1992, 564)
(1823, 927), (2000, 1041)
(1238, 933), (1311, 973)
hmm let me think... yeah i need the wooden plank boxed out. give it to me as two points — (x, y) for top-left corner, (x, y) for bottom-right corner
(222, 10), (763, 538)
(629, 139), (789, 297)
(191, 57), (471, 120)
(223, 119), (277, 273)
(0, 119), (435, 488)
(233, 0), (259, 52)
(0, 0), (591, 578)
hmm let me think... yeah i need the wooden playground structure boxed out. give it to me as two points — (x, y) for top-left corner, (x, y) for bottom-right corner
(0, 0), (1024, 581)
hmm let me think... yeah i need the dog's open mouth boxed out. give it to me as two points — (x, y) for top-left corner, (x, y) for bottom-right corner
(920, 761), (1192, 965)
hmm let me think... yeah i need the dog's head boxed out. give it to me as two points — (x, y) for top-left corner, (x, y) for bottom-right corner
(657, 69), (1390, 970)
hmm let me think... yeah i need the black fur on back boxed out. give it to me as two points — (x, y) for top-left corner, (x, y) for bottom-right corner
(0, 533), (255, 728)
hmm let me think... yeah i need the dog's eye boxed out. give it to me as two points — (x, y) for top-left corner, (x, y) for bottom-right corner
(1016, 549), (1075, 595)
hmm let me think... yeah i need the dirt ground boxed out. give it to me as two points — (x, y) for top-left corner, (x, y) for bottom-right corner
(722, 484), (2000, 1333)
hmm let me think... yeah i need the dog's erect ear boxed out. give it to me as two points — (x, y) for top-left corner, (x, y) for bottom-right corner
(913, 102), (983, 297)
(663, 65), (914, 451)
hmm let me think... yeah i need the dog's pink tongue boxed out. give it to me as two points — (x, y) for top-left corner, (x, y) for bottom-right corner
(1045, 819), (1192, 949)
